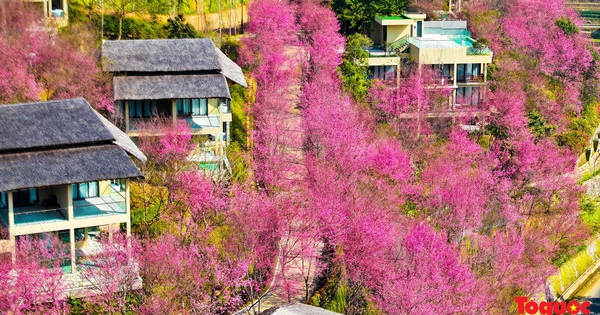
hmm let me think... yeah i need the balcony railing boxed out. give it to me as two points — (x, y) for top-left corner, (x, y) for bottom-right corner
(73, 187), (126, 220)
(0, 205), (67, 226)
(467, 47), (493, 55)
(429, 75), (454, 86)
(364, 45), (398, 57)
(457, 74), (485, 83)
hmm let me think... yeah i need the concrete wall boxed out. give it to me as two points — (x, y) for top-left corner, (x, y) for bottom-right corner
(411, 44), (493, 65)
(387, 25), (410, 43)
(423, 20), (467, 30)
(368, 56), (401, 66)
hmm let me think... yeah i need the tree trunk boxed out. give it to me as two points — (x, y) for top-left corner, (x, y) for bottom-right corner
(118, 15), (123, 40)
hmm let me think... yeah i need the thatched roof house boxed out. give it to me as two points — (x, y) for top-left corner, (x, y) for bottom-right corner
(101, 38), (247, 101)
(0, 98), (145, 192)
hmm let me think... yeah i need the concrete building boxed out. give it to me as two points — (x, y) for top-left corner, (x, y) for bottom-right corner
(366, 14), (493, 111)
(0, 98), (146, 274)
(25, 0), (68, 26)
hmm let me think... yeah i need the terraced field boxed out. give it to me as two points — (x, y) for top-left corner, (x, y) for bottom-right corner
(566, 1), (600, 43)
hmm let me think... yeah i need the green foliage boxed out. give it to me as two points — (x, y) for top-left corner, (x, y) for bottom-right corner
(146, 0), (173, 15)
(580, 195), (600, 233)
(221, 36), (242, 62)
(527, 109), (557, 140)
(339, 34), (372, 101)
(556, 121), (589, 152)
(477, 134), (492, 150)
(99, 14), (167, 39)
(580, 10), (600, 19)
(228, 84), (251, 183)
(579, 167), (600, 184)
(67, 297), (106, 315)
(485, 122), (510, 140)
(205, 0), (245, 14)
(472, 37), (490, 50)
(549, 243), (595, 296)
(130, 181), (168, 238)
(332, 0), (408, 34)
(556, 16), (579, 36)
(230, 84), (249, 147)
(165, 14), (200, 38)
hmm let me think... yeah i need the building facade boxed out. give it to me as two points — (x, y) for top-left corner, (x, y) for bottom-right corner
(366, 14), (493, 112)
(0, 98), (146, 275)
(102, 38), (247, 171)
(25, 0), (68, 26)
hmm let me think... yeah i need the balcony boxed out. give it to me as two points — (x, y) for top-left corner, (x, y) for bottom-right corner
(467, 47), (492, 56)
(73, 194), (126, 220)
(0, 204), (67, 227)
(457, 74), (485, 84)
(429, 75), (454, 86)
(364, 45), (398, 57)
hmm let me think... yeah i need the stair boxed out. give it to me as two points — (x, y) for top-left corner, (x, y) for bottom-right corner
(389, 35), (410, 53)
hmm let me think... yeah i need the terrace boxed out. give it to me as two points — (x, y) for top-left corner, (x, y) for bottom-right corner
(0, 184), (127, 227)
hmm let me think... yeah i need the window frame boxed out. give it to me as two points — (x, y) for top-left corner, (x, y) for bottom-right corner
(72, 181), (100, 200)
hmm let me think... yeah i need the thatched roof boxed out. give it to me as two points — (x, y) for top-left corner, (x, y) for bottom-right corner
(0, 145), (143, 192)
(113, 74), (231, 101)
(93, 111), (147, 162)
(0, 98), (144, 191)
(0, 98), (114, 153)
(102, 38), (247, 87)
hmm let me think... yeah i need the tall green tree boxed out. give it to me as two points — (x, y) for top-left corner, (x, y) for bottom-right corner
(165, 14), (200, 38)
(339, 34), (372, 101)
(332, 0), (408, 34)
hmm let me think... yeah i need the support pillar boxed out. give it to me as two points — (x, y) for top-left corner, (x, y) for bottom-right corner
(70, 228), (76, 273)
(126, 179), (131, 238)
(7, 192), (15, 263)
(125, 101), (130, 132)
(172, 100), (178, 126)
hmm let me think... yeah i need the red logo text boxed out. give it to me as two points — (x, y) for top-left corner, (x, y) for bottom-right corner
(515, 296), (591, 315)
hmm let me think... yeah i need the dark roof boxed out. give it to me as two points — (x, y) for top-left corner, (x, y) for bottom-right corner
(102, 38), (247, 87)
(0, 98), (145, 191)
(93, 111), (147, 162)
(113, 74), (231, 100)
(0, 145), (142, 191)
(260, 304), (343, 315)
(0, 99), (114, 153)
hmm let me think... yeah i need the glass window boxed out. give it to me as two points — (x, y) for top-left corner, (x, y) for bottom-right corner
(192, 99), (200, 115)
(457, 64), (466, 82)
(472, 64), (481, 76)
(130, 100), (161, 118)
(111, 179), (126, 192)
(79, 182), (89, 198)
(199, 99), (208, 115)
(221, 99), (231, 113)
(0, 192), (6, 208)
(177, 99), (208, 116)
(72, 182), (99, 199)
(13, 189), (37, 208)
(29, 189), (37, 204)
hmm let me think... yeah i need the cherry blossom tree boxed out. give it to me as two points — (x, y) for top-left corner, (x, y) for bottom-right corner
(0, 1), (112, 112)
(0, 234), (69, 315)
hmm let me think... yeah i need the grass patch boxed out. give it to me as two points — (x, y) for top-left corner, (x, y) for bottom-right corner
(549, 242), (597, 296)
